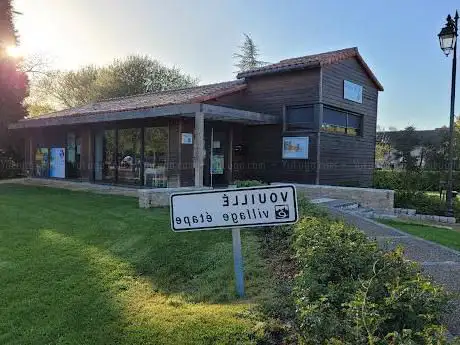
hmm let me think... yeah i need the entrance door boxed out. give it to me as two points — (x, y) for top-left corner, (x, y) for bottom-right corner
(66, 132), (81, 179)
(204, 127), (228, 187)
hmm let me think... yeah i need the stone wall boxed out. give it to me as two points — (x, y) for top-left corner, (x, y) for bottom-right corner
(274, 183), (394, 212)
(139, 187), (211, 208)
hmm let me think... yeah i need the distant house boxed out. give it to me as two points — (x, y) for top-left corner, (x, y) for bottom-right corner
(375, 128), (449, 169)
(9, 47), (383, 188)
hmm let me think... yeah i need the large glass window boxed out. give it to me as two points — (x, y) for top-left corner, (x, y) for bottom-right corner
(285, 105), (315, 131)
(117, 128), (141, 185)
(103, 130), (116, 182)
(144, 127), (168, 188)
(322, 107), (362, 136)
(66, 132), (81, 178)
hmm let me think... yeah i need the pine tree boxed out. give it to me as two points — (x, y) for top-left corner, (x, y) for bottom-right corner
(0, 0), (28, 154)
(233, 33), (267, 73)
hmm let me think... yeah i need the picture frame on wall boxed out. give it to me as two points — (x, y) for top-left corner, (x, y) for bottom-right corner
(282, 137), (309, 159)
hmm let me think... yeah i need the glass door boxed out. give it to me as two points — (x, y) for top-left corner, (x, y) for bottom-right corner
(66, 132), (81, 179)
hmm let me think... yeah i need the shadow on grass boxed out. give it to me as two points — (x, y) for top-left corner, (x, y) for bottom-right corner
(0, 184), (272, 344)
(0, 184), (272, 304)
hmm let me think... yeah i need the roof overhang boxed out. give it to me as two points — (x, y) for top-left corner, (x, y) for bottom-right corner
(9, 103), (279, 129)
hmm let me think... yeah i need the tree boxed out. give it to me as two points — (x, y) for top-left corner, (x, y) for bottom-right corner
(233, 33), (267, 73)
(375, 126), (392, 167)
(391, 126), (420, 171)
(0, 0), (28, 153)
(26, 55), (197, 116)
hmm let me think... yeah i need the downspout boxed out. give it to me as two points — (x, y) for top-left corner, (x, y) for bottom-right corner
(316, 67), (323, 185)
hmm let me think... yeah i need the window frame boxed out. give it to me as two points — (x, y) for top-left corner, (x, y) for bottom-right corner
(321, 106), (363, 137)
(283, 104), (316, 132)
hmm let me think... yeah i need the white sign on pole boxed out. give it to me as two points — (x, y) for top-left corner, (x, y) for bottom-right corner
(181, 133), (193, 144)
(344, 80), (363, 103)
(170, 185), (298, 232)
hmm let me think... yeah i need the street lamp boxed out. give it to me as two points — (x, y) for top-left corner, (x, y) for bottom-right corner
(438, 11), (459, 217)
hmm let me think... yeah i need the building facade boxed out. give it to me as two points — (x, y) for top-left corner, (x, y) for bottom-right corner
(10, 47), (383, 188)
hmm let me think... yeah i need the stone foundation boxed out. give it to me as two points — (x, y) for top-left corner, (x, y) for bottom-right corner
(274, 182), (394, 212)
(138, 187), (211, 208)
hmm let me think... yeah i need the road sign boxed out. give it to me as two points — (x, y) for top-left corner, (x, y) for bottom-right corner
(170, 184), (298, 232)
(170, 184), (298, 297)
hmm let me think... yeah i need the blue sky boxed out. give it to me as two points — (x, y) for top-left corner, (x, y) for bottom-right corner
(13, 0), (460, 130)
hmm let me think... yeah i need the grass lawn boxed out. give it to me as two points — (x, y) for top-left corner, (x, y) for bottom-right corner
(0, 184), (275, 345)
(379, 219), (460, 251)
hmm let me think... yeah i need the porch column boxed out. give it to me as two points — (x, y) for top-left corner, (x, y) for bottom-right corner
(194, 112), (205, 187)
(28, 134), (34, 176)
(226, 125), (233, 184)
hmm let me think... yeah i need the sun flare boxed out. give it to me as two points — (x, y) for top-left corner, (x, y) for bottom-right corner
(6, 45), (23, 58)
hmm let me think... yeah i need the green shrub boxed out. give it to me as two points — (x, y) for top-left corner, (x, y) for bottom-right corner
(234, 180), (266, 188)
(291, 202), (451, 344)
(373, 170), (446, 191)
(395, 190), (460, 217)
(0, 149), (22, 179)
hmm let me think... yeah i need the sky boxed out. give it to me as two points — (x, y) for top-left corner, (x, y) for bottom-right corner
(11, 0), (460, 130)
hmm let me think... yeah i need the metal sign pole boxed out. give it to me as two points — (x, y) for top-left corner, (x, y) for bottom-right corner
(232, 227), (245, 297)
(210, 127), (214, 188)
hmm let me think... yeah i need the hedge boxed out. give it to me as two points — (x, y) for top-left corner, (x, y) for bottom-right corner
(374, 169), (460, 192)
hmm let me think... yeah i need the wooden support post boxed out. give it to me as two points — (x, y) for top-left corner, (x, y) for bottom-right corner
(227, 125), (233, 185)
(140, 126), (145, 186)
(194, 112), (205, 187)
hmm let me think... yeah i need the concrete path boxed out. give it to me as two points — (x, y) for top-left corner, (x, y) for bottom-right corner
(320, 202), (460, 336)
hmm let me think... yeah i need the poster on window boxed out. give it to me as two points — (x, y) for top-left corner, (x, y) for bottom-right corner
(282, 137), (309, 159)
(35, 148), (49, 177)
(211, 155), (224, 174)
(50, 148), (66, 178)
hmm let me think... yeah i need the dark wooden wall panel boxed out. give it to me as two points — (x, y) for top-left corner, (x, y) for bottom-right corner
(168, 119), (181, 187)
(179, 118), (195, 187)
(207, 69), (321, 184)
(208, 69), (321, 117)
(242, 125), (317, 184)
(320, 57), (379, 187)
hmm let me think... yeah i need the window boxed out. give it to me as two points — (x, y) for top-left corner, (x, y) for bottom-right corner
(144, 127), (168, 188)
(118, 128), (141, 185)
(322, 107), (362, 136)
(285, 105), (315, 131)
(322, 108), (347, 134)
(103, 129), (116, 182)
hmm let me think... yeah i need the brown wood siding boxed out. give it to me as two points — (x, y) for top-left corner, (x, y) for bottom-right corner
(207, 69), (321, 184)
(243, 125), (317, 184)
(79, 128), (91, 179)
(320, 57), (379, 187)
(168, 119), (181, 187)
(209, 69), (321, 117)
(179, 118), (195, 187)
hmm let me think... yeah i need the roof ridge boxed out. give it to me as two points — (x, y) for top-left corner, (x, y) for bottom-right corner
(279, 47), (358, 63)
(90, 79), (243, 104)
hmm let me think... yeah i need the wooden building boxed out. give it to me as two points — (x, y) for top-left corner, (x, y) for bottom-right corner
(9, 47), (383, 188)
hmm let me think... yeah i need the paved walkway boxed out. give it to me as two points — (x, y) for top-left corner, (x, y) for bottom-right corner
(322, 203), (460, 336)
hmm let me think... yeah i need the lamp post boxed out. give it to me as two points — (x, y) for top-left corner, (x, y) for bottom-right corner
(438, 11), (459, 217)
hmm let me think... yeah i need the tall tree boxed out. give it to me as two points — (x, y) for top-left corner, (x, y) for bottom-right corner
(392, 126), (420, 171)
(26, 55), (197, 116)
(233, 33), (267, 73)
(0, 0), (28, 153)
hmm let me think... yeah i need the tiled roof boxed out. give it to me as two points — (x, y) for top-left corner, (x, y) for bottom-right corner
(30, 79), (247, 120)
(237, 47), (384, 91)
